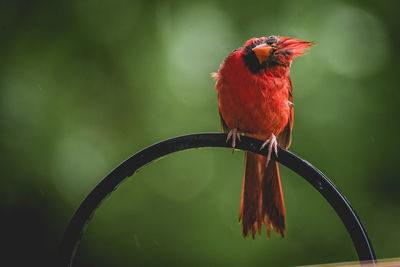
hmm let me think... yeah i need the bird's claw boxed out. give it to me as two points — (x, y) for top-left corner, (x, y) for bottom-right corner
(226, 128), (242, 149)
(260, 134), (278, 164)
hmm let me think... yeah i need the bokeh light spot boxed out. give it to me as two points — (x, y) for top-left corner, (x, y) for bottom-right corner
(51, 127), (112, 205)
(318, 4), (389, 78)
(160, 3), (237, 106)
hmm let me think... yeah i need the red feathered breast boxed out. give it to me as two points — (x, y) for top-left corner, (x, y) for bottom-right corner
(216, 50), (291, 140)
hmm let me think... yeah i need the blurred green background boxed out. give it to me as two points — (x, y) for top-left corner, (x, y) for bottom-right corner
(1, 0), (400, 266)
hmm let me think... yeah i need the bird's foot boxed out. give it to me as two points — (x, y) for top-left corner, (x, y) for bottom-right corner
(260, 134), (278, 164)
(226, 128), (243, 149)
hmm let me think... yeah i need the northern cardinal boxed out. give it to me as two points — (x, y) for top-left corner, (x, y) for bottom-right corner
(214, 35), (312, 238)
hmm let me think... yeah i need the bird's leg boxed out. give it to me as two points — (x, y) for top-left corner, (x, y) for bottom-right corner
(260, 134), (278, 164)
(226, 128), (242, 148)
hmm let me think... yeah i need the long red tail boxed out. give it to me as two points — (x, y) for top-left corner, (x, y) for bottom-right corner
(239, 152), (286, 238)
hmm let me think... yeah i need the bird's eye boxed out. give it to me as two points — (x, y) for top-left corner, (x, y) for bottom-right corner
(266, 35), (279, 46)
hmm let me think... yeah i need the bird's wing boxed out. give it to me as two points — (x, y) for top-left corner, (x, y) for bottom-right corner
(277, 78), (294, 149)
(219, 110), (230, 133)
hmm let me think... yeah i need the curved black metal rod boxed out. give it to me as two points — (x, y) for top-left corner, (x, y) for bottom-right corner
(60, 133), (376, 266)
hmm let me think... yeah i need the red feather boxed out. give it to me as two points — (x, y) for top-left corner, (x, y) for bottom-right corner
(215, 36), (312, 237)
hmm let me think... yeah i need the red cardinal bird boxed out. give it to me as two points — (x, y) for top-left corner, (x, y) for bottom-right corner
(214, 35), (312, 238)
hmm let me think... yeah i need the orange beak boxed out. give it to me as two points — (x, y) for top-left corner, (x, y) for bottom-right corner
(252, 44), (273, 64)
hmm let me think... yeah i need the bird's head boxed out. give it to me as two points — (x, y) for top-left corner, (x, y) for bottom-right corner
(241, 35), (314, 74)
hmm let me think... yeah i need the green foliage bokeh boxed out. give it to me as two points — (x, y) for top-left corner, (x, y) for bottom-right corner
(1, 0), (400, 266)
